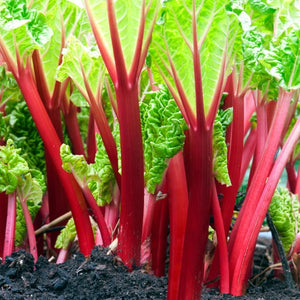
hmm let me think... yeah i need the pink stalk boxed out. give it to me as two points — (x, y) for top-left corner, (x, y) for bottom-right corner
(81, 186), (111, 247)
(211, 181), (229, 294)
(243, 91), (256, 135)
(62, 101), (86, 157)
(3, 192), (16, 261)
(141, 190), (155, 243)
(252, 101), (268, 168)
(140, 190), (156, 265)
(230, 112), (300, 295)
(286, 161), (297, 192)
(86, 114), (97, 164)
(56, 247), (70, 264)
(104, 185), (120, 237)
(95, 227), (103, 246)
(0, 192), (8, 259)
(33, 193), (50, 256)
(150, 190), (168, 277)
(295, 163), (300, 196)
(166, 151), (188, 300)
(238, 128), (257, 187)
(19, 196), (38, 262)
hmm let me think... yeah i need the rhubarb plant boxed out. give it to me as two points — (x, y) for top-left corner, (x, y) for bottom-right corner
(0, 0), (96, 256)
(150, 1), (239, 298)
(221, 0), (300, 296)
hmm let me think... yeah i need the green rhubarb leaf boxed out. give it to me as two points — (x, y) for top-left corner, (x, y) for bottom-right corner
(0, 0), (53, 61)
(30, 0), (91, 91)
(60, 143), (101, 186)
(89, 131), (118, 206)
(151, 0), (239, 116)
(55, 217), (76, 250)
(56, 35), (104, 98)
(84, 0), (159, 71)
(241, 28), (279, 99)
(0, 139), (29, 194)
(15, 174), (43, 246)
(60, 140), (117, 206)
(212, 108), (232, 186)
(0, 68), (46, 189)
(55, 215), (97, 250)
(0, 66), (23, 105)
(269, 187), (300, 253)
(270, 1), (300, 36)
(260, 30), (300, 91)
(140, 85), (187, 194)
(5, 100), (46, 184)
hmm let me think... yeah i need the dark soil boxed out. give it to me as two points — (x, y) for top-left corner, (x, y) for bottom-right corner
(0, 244), (300, 299)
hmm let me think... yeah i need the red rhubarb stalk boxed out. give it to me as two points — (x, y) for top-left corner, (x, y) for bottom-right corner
(3, 192), (16, 261)
(17, 65), (95, 257)
(166, 151), (188, 300)
(179, 128), (213, 300)
(150, 187), (168, 277)
(141, 190), (156, 265)
(230, 111), (300, 295)
(84, 0), (158, 268)
(0, 192), (8, 259)
(81, 186), (111, 247)
(211, 181), (229, 294)
(19, 195), (38, 262)
(229, 89), (294, 294)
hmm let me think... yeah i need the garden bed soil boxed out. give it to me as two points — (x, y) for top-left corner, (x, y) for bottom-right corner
(0, 246), (300, 300)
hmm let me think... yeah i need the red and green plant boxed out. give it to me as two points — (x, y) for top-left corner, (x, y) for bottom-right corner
(1, 0), (300, 299)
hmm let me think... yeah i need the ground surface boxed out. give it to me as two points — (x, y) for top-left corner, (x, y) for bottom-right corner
(0, 246), (300, 299)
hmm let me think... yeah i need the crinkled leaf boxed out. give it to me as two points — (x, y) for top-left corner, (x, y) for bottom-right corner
(5, 100), (46, 183)
(60, 141), (116, 206)
(89, 130), (119, 206)
(60, 143), (101, 186)
(0, 139), (29, 194)
(55, 217), (76, 250)
(0, 66), (23, 105)
(56, 36), (104, 98)
(241, 28), (278, 99)
(212, 109), (232, 186)
(0, 67), (46, 188)
(140, 85), (187, 193)
(260, 30), (300, 90)
(0, 0), (53, 61)
(17, 173), (43, 206)
(269, 187), (300, 253)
